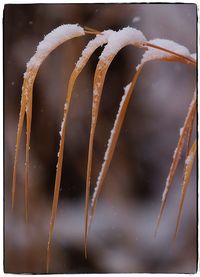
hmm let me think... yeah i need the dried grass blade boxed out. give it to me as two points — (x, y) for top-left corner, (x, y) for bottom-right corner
(24, 81), (33, 222)
(84, 26), (101, 35)
(85, 56), (114, 253)
(12, 71), (37, 215)
(144, 42), (196, 66)
(46, 112), (67, 273)
(85, 27), (146, 251)
(88, 42), (181, 228)
(186, 106), (196, 156)
(155, 91), (196, 236)
(89, 65), (143, 231)
(12, 83), (26, 209)
(137, 39), (196, 71)
(46, 32), (113, 269)
(174, 140), (196, 238)
(78, 34), (115, 257)
(12, 24), (84, 219)
(46, 77), (76, 271)
(87, 36), (195, 238)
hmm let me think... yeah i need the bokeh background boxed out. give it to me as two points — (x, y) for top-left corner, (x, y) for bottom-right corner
(4, 3), (197, 274)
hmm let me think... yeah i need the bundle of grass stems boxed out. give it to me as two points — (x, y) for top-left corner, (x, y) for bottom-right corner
(11, 24), (196, 272)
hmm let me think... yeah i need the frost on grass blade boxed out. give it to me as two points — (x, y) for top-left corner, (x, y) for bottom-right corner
(174, 140), (196, 238)
(143, 39), (190, 62)
(13, 24), (196, 272)
(46, 30), (115, 271)
(90, 82), (132, 220)
(25, 24), (85, 72)
(191, 53), (196, 60)
(89, 66), (144, 233)
(12, 24), (85, 222)
(99, 27), (146, 62)
(185, 104), (196, 156)
(85, 26), (146, 248)
(136, 39), (192, 70)
(88, 33), (194, 238)
(76, 30), (114, 69)
(155, 90), (196, 237)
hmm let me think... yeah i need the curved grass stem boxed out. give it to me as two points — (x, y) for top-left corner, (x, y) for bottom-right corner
(174, 140), (196, 239)
(88, 65), (143, 235)
(12, 87), (26, 209)
(155, 91), (196, 237)
(144, 42), (196, 66)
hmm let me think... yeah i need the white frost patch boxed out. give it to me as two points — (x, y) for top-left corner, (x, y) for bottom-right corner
(187, 91), (196, 115)
(181, 90), (196, 133)
(104, 82), (131, 161)
(76, 30), (114, 69)
(99, 27), (146, 61)
(132, 16), (141, 23)
(185, 154), (193, 166)
(124, 82), (132, 94)
(137, 38), (191, 70)
(25, 24), (84, 75)
(161, 177), (169, 202)
(91, 82), (132, 207)
(173, 146), (178, 160)
(191, 53), (196, 60)
(162, 178), (170, 202)
(59, 118), (65, 137)
(64, 102), (68, 111)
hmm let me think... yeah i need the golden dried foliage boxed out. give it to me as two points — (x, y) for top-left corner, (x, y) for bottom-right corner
(12, 25), (196, 272)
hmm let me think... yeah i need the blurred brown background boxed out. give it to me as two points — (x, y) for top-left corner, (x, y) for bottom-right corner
(4, 3), (197, 274)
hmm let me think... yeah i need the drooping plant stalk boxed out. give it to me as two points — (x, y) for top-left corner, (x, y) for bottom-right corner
(85, 27), (147, 253)
(88, 65), (143, 232)
(12, 24), (85, 222)
(154, 91), (196, 237)
(46, 30), (115, 271)
(87, 37), (196, 242)
(186, 107), (196, 156)
(12, 68), (37, 222)
(174, 139), (196, 239)
(12, 80), (26, 211)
